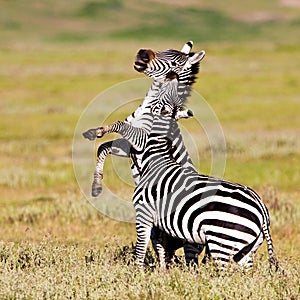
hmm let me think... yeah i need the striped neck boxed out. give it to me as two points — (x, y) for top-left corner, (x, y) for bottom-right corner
(141, 115), (178, 174)
(141, 59), (199, 112)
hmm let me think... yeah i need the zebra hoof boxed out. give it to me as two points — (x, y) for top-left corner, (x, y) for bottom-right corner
(92, 182), (102, 197)
(82, 128), (97, 141)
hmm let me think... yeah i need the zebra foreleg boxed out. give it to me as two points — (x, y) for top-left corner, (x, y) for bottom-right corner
(83, 125), (113, 140)
(150, 227), (166, 268)
(83, 121), (126, 141)
(83, 121), (147, 151)
(91, 141), (113, 197)
(135, 222), (152, 268)
(92, 139), (132, 197)
(150, 228), (181, 268)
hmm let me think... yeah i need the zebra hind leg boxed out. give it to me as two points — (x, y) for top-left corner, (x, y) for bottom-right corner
(201, 243), (211, 265)
(184, 242), (204, 268)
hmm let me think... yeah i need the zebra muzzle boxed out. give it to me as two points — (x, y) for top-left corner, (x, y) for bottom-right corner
(134, 49), (155, 72)
(134, 61), (147, 72)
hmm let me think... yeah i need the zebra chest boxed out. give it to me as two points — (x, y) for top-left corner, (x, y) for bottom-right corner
(133, 169), (177, 205)
(129, 113), (153, 130)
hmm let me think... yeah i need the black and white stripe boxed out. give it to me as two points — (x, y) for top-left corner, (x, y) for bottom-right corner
(137, 75), (278, 269)
(83, 42), (205, 266)
(85, 41), (205, 195)
(94, 73), (279, 270)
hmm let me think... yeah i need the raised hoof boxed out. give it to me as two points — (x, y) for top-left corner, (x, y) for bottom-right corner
(82, 129), (97, 141)
(92, 182), (102, 197)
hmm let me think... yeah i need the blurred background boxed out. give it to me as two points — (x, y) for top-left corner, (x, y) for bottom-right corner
(1, 0), (299, 256)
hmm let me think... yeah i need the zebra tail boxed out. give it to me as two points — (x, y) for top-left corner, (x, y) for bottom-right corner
(262, 222), (280, 272)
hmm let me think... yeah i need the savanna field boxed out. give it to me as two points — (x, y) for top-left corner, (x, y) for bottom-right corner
(1, 1), (300, 299)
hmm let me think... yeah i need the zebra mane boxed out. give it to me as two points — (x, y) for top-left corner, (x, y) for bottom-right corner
(187, 52), (200, 86)
(176, 73), (197, 105)
(175, 52), (201, 105)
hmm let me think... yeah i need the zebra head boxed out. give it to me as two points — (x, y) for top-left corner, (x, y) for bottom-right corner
(152, 71), (183, 118)
(134, 41), (205, 82)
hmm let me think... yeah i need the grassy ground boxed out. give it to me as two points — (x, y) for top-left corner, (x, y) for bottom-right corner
(1, 0), (300, 298)
(1, 239), (299, 299)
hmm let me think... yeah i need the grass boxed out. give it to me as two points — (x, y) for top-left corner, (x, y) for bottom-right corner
(1, 0), (300, 45)
(0, 0), (300, 298)
(1, 239), (299, 299)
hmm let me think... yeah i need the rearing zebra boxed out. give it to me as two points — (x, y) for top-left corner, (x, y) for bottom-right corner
(85, 41), (205, 196)
(88, 71), (279, 270)
(83, 42), (205, 266)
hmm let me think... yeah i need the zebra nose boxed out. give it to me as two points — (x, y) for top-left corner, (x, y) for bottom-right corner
(134, 49), (155, 72)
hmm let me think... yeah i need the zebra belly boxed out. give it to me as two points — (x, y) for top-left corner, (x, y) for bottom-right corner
(155, 215), (206, 245)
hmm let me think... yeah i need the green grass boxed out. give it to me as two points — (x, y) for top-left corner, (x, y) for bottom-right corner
(1, 0), (300, 45)
(1, 0), (300, 298)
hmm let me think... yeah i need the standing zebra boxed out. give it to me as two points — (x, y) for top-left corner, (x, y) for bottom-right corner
(85, 41), (205, 196)
(84, 42), (205, 266)
(88, 71), (279, 270)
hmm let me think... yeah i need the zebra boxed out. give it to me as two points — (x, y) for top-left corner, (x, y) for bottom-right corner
(83, 42), (205, 267)
(87, 71), (279, 270)
(85, 41), (205, 196)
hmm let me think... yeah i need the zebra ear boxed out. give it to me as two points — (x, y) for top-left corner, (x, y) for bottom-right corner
(181, 41), (193, 54)
(188, 50), (205, 65)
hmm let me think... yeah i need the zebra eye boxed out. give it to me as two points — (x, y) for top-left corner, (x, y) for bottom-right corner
(171, 61), (177, 67)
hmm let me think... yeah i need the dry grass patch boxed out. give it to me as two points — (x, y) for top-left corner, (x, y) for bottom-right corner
(0, 238), (299, 299)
